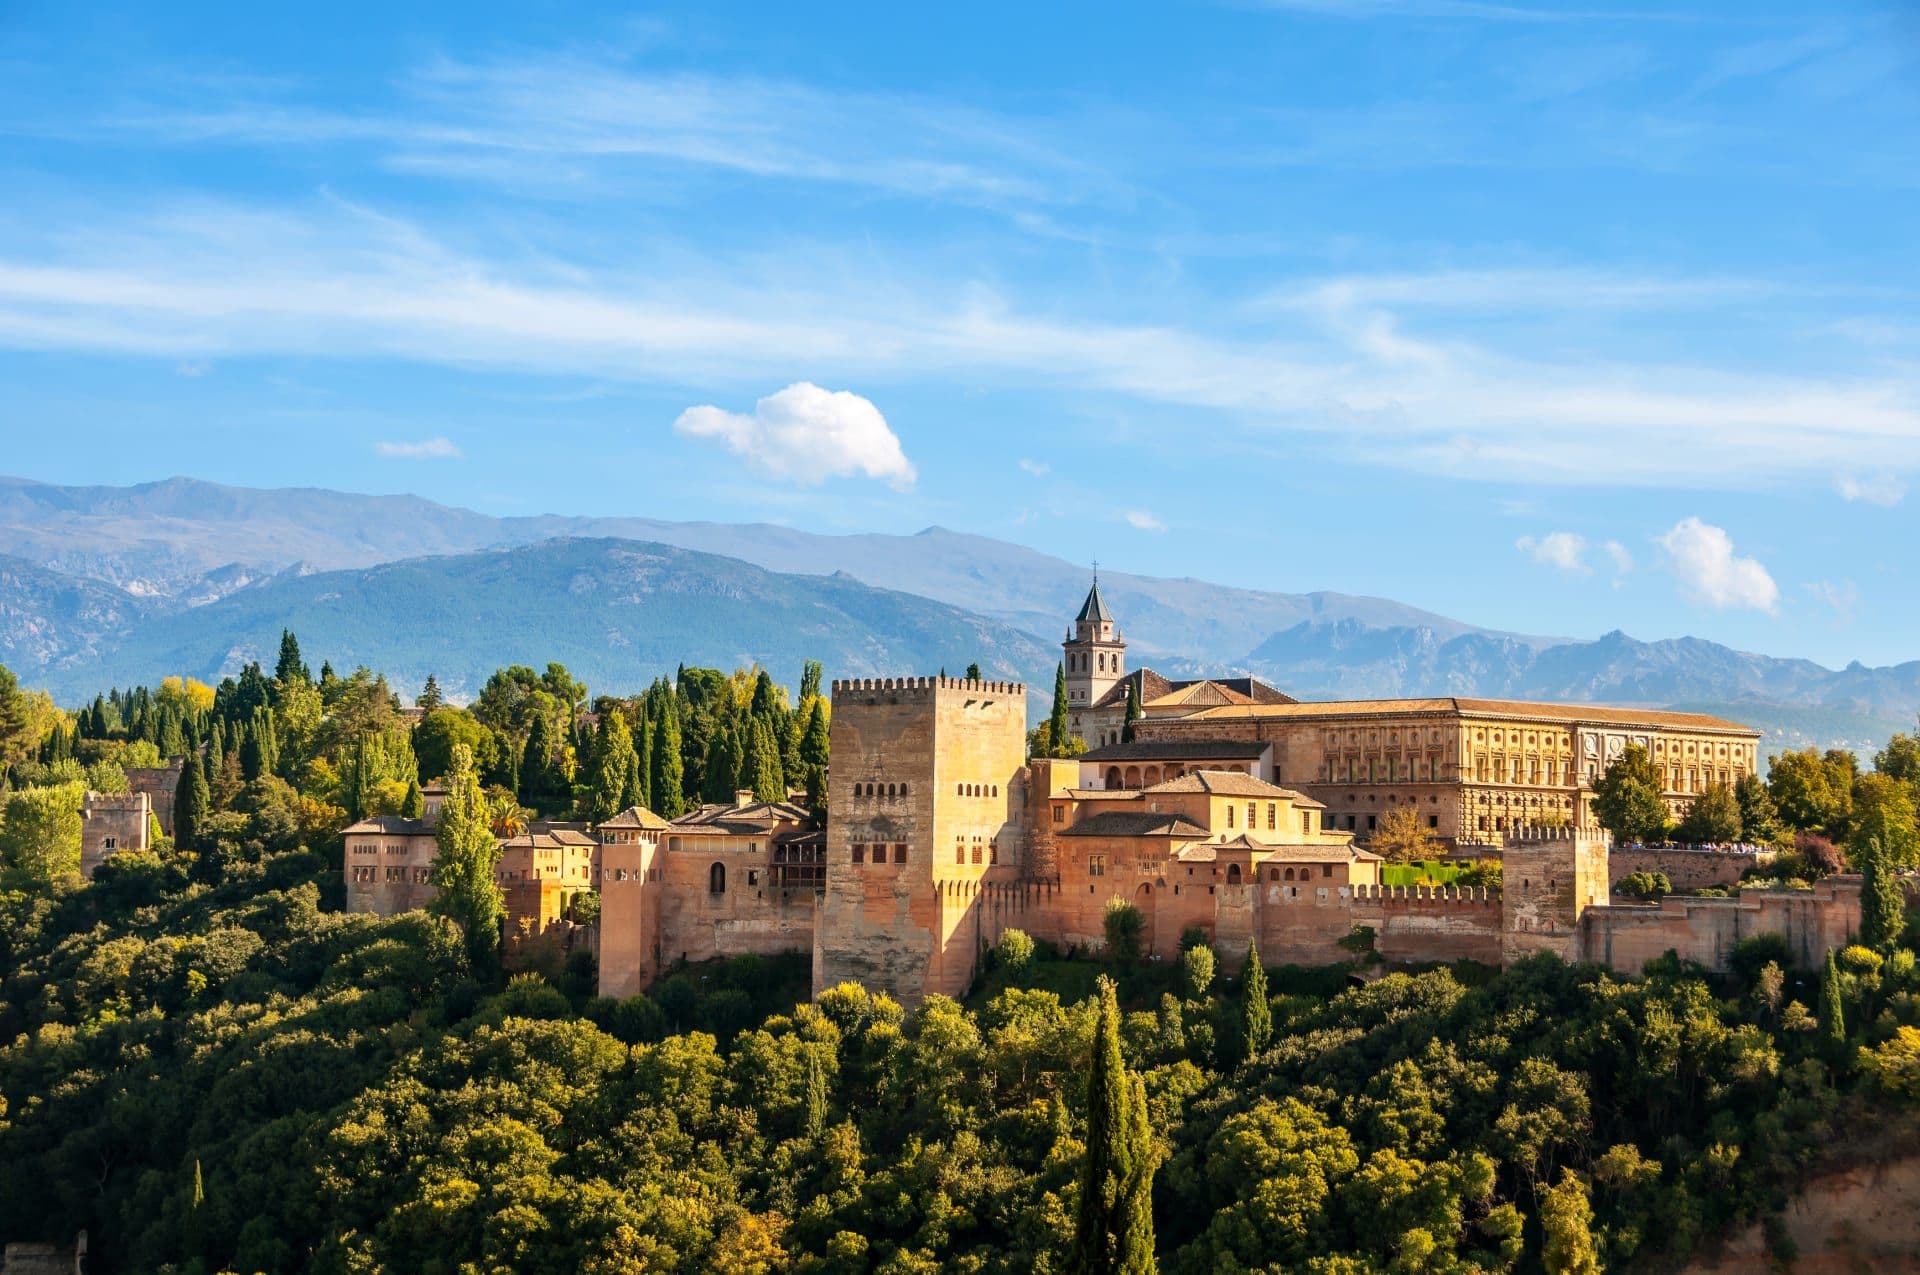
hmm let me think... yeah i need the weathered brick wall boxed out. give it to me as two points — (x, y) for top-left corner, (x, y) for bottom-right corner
(80, 792), (148, 878)
(1502, 828), (1610, 964)
(596, 837), (661, 999)
(1357, 886), (1505, 965)
(655, 841), (816, 974)
(1580, 878), (1862, 974)
(1610, 847), (1754, 893)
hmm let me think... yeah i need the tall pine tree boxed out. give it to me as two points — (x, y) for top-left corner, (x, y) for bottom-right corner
(1819, 949), (1847, 1058)
(1241, 940), (1271, 1063)
(1069, 976), (1156, 1275)
(430, 743), (505, 971)
(748, 717), (785, 802)
(588, 709), (637, 824)
(1046, 663), (1071, 758)
(274, 629), (310, 685)
(651, 710), (687, 818)
(174, 751), (210, 854)
(1859, 835), (1907, 952)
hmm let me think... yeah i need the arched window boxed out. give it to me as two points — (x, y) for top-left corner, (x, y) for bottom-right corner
(1227, 863), (1242, 884)
(1284, 867), (1295, 881)
(1106, 766), (1123, 788)
(709, 862), (726, 893)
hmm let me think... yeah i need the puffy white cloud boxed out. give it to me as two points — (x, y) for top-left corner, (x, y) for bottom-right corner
(1835, 473), (1906, 506)
(375, 436), (461, 459)
(1516, 531), (1587, 573)
(1125, 509), (1167, 532)
(1657, 517), (1778, 612)
(1018, 457), (1050, 477)
(673, 382), (915, 487)
(1602, 539), (1634, 575)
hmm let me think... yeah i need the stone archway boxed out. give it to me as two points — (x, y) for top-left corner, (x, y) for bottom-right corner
(1105, 766), (1123, 789)
(1123, 765), (1142, 788)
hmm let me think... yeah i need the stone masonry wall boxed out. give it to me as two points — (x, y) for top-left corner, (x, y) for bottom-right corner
(1580, 877), (1862, 974)
(1610, 847), (1754, 893)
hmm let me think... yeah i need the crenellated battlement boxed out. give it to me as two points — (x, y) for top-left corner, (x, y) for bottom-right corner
(1502, 823), (1605, 845)
(831, 675), (1027, 697)
(1351, 883), (1502, 906)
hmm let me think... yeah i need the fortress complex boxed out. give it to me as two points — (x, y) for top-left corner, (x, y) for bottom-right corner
(314, 579), (1858, 1007)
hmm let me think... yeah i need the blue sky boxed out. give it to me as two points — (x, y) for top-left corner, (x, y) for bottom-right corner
(1, 0), (1916, 668)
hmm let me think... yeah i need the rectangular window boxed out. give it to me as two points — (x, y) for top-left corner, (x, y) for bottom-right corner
(1428, 815), (1439, 829)
(971, 845), (983, 865)
(852, 844), (865, 864)
(1089, 855), (1107, 877)
(103, 836), (116, 850)
(956, 844), (966, 865)
(1226, 805), (1235, 828)
(1247, 803), (1256, 829)
(1322, 865), (1332, 878)
(894, 844), (907, 864)
(1367, 815), (1377, 831)
(1053, 805), (1065, 823)
(1267, 804), (1276, 831)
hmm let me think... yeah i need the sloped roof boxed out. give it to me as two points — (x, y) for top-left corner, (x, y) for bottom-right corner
(343, 815), (435, 836)
(1176, 697), (1755, 734)
(1058, 810), (1210, 838)
(668, 796), (819, 839)
(499, 829), (598, 850)
(1091, 669), (1296, 712)
(1076, 579), (1114, 625)
(1141, 770), (1319, 803)
(598, 805), (672, 831)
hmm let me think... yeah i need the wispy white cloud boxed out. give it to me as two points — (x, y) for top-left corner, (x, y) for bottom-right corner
(1516, 531), (1588, 573)
(674, 382), (915, 487)
(1, 198), (1917, 493)
(1124, 509), (1167, 532)
(375, 436), (462, 459)
(1603, 539), (1634, 576)
(1018, 458), (1050, 477)
(1834, 472), (1906, 507)
(1807, 578), (1858, 623)
(1658, 517), (1778, 612)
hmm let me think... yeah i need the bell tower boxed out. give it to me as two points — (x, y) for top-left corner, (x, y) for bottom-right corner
(1063, 569), (1125, 742)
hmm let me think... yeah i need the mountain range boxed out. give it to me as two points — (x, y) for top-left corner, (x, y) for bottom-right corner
(0, 476), (1913, 754)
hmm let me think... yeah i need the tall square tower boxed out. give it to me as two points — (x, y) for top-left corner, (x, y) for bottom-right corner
(815, 675), (1029, 1003)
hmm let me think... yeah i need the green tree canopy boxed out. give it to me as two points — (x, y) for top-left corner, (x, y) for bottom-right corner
(1593, 745), (1669, 844)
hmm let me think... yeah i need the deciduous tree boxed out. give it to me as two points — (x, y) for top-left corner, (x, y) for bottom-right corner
(430, 743), (503, 971)
(1593, 745), (1669, 844)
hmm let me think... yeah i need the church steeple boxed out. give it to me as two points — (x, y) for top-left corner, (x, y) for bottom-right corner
(1063, 567), (1125, 738)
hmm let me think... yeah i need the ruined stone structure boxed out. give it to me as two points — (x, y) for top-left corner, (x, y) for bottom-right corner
(1609, 846), (1757, 893)
(125, 760), (183, 837)
(80, 791), (150, 877)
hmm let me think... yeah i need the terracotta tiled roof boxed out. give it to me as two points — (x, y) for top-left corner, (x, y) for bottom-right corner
(343, 815), (435, 836)
(498, 829), (598, 850)
(1059, 810), (1210, 838)
(1140, 770), (1319, 802)
(598, 805), (672, 831)
(1175, 697), (1756, 734)
(1091, 669), (1296, 712)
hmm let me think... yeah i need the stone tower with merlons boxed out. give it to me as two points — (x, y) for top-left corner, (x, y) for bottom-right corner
(1063, 572), (1124, 744)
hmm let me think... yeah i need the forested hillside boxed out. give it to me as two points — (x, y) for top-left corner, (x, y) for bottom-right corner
(1, 642), (1918, 1272)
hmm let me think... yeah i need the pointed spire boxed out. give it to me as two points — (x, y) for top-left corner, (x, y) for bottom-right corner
(1076, 571), (1114, 625)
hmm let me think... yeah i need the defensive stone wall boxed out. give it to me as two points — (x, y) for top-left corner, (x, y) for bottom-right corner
(80, 792), (149, 878)
(1580, 877), (1862, 974)
(1610, 846), (1755, 893)
(1353, 884), (1505, 965)
(125, 761), (183, 836)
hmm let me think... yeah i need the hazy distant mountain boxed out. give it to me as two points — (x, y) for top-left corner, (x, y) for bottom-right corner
(0, 475), (1914, 754)
(0, 475), (1552, 666)
(11, 538), (1057, 703)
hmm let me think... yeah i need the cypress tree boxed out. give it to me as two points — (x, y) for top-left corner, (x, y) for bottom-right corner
(1069, 976), (1156, 1275)
(749, 717), (785, 802)
(1122, 680), (1142, 744)
(804, 1045), (830, 1139)
(800, 699), (830, 770)
(589, 710), (637, 824)
(206, 723), (225, 777)
(520, 714), (558, 813)
(430, 743), (505, 972)
(402, 776), (426, 820)
(651, 710), (686, 818)
(702, 726), (742, 805)
(1241, 940), (1271, 1063)
(1046, 663), (1071, 758)
(275, 629), (310, 685)
(1859, 835), (1907, 952)
(156, 708), (186, 759)
(1819, 950), (1846, 1055)
(174, 751), (209, 854)
(191, 1158), (204, 1211)
(632, 710), (652, 810)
